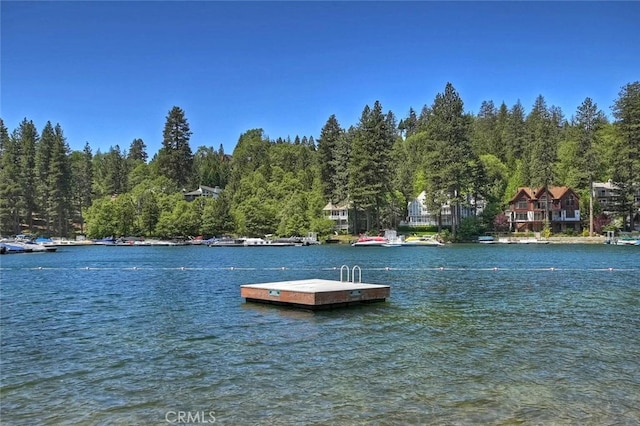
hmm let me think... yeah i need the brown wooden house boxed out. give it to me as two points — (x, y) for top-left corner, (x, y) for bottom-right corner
(508, 186), (581, 233)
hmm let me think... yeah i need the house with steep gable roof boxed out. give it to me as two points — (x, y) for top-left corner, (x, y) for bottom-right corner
(403, 190), (485, 227)
(507, 186), (581, 233)
(183, 185), (221, 202)
(323, 200), (351, 232)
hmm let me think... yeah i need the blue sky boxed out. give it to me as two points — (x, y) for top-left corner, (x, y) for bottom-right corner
(2, 1), (639, 157)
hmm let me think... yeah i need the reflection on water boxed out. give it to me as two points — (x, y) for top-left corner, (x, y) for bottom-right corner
(1, 244), (639, 424)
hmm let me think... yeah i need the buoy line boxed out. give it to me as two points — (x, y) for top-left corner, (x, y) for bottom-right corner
(3, 266), (638, 272)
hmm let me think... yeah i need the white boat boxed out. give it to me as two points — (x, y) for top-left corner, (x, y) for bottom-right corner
(616, 237), (640, 246)
(477, 236), (495, 244)
(243, 238), (296, 247)
(402, 236), (443, 247)
(517, 238), (549, 244)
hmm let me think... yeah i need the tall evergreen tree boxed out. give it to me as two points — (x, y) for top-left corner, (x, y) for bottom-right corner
(70, 142), (94, 234)
(472, 100), (498, 157)
(45, 124), (72, 236)
(504, 100), (527, 167)
(574, 98), (606, 235)
(0, 118), (7, 156)
(317, 115), (344, 201)
(14, 119), (39, 230)
(526, 95), (558, 189)
(399, 107), (418, 138)
(348, 101), (395, 232)
(330, 126), (352, 206)
(611, 81), (640, 231)
(106, 145), (128, 195)
(128, 138), (148, 163)
(421, 83), (474, 238)
(0, 119), (22, 234)
(156, 106), (194, 189)
(525, 95), (562, 230)
(36, 122), (56, 230)
(495, 102), (510, 163)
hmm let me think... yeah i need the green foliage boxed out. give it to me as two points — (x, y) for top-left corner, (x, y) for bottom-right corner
(200, 194), (233, 237)
(457, 216), (484, 242)
(193, 144), (230, 189)
(397, 224), (441, 233)
(4, 82), (639, 240)
(84, 197), (118, 238)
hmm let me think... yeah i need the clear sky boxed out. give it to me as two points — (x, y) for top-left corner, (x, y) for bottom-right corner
(2, 1), (639, 157)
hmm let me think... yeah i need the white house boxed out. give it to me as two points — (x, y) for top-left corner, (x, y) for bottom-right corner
(403, 191), (484, 227)
(323, 200), (350, 232)
(183, 185), (221, 202)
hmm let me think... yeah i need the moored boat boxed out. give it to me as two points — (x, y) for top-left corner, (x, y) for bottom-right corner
(208, 237), (246, 247)
(352, 236), (388, 247)
(477, 236), (495, 244)
(402, 236), (443, 247)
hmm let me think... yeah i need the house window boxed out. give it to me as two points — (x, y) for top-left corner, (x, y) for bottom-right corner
(566, 210), (575, 218)
(533, 212), (544, 221)
(516, 212), (528, 221)
(567, 195), (575, 206)
(516, 199), (528, 209)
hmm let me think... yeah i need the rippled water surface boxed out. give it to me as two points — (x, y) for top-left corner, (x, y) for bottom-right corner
(1, 244), (639, 425)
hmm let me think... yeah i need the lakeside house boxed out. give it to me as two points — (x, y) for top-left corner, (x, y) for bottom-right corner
(507, 186), (581, 233)
(323, 200), (350, 232)
(593, 180), (640, 230)
(402, 190), (485, 227)
(183, 185), (221, 202)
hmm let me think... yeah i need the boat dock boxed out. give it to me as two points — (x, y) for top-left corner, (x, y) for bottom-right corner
(240, 266), (390, 310)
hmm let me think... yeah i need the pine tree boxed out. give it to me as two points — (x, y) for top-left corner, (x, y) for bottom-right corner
(105, 145), (128, 195)
(36, 122), (56, 231)
(504, 100), (527, 167)
(14, 119), (39, 230)
(70, 142), (94, 234)
(156, 106), (194, 189)
(472, 100), (498, 157)
(317, 115), (344, 201)
(611, 81), (640, 231)
(526, 95), (558, 189)
(400, 107), (418, 138)
(330, 126), (352, 207)
(45, 124), (72, 236)
(0, 119), (22, 234)
(128, 138), (148, 163)
(574, 98), (606, 235)
(348, 101), (395, 232)
(421, 83), (474, 238)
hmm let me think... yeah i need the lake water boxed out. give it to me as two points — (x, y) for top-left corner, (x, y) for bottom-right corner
(1, 244), (639, 425)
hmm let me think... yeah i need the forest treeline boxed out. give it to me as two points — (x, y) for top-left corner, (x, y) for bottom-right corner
(1, 81), (639, 240)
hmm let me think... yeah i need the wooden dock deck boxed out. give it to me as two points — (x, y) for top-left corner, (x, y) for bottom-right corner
(241, 278), (390, 310)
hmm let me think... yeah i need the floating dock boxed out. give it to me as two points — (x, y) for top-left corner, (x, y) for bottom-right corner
(241, 266), (390, 310)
